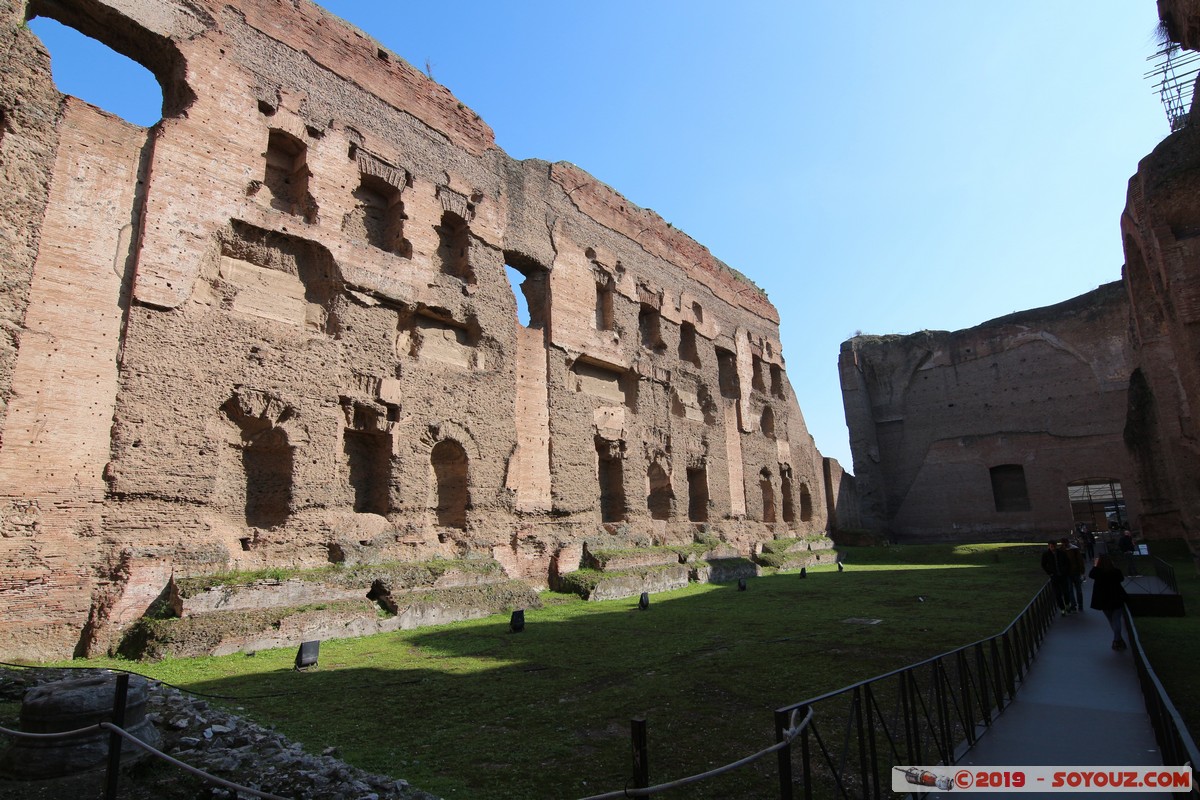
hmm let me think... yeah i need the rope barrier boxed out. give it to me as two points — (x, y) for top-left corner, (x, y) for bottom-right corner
(0, 721), (103, 740)
(577, 707), (812, 800)
(0, 716), (290, 800)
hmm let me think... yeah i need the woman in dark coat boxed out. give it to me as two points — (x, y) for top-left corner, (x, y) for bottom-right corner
(1089, 554), (1128, 650)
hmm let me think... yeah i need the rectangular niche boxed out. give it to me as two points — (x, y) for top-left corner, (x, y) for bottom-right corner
(413, 314), (476, 369)
(217, 222), (342, 334)
(573, 359), (631, 405)
(343, 429), (391, 515)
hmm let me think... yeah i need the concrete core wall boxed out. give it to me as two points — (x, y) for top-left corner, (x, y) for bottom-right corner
(0, 0), (831, 659)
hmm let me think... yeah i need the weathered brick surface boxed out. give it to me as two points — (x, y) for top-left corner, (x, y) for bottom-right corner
(0, 0), (832, 659)
(840, 283), (1141, 541)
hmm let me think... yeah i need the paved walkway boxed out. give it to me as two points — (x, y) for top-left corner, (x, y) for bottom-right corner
(929, 581), (1164, 799)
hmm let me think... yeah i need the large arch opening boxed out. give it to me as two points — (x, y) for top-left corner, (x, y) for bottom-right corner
(1067, 478), (1125, 532)
(25, 1), (195, 124)
(431, 439), (469, 529)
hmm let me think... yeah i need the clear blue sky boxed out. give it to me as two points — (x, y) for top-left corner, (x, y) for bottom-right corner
(29, 2), (1171, 471)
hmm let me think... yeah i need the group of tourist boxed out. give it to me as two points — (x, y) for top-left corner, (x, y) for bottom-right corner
(1041, 528), (1130, 651)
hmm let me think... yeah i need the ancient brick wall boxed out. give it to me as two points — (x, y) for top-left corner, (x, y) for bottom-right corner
(0, 0), (830, 659)
(1121, 1), (1200, 553)
(840, 283), (1141, 541)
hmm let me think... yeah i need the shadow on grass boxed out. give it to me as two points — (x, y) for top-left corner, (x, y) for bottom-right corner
(138, 545), (1045, 800)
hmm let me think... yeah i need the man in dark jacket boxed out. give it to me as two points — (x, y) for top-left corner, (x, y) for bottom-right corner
(1041, 540), (1072, 614)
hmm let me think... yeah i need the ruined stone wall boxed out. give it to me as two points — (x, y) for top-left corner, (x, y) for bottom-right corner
(840, 282), (1140, 541)
(1120, 1), (1200, 552)
(0, 0), (829, 659)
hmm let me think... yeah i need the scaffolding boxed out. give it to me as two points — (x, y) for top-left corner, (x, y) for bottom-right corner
(1067, 478), (1126, 532)
(1146, 41), (1200, 132)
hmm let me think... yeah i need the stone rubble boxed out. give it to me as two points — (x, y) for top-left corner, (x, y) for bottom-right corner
(1, 668), (440, 800)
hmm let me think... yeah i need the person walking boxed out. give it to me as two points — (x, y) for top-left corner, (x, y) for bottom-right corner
(1080, 524), (1096, 561)
(1041, 540), (1072, 614)
(1061, 536), (1085, 612)
(1089, 554), (1128, 650)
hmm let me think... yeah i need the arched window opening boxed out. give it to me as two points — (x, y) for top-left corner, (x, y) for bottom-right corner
(781, 471), (795, 526)
(264, 130), (315, 221)
(759, 468), (776, 524)
(436, 210), (473, 282)
(691, 302), (704, 324)
(799, 482), (813, 522)
(344, 174), (410, 256)
(344, 428), (391, 515)
(647, 463), (673, 521)
(687, 467), (709, 522)
(26, 15), (165, 126)
(596, 437), (626, 523)
(431, 439), (469, 529)
(990, 464), (1031, 513)
(504, 252), (549, 329)
(679, 322), (700, 367)
(760, 405), (776, 439)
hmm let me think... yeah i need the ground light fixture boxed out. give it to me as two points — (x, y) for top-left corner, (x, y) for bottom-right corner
(638, 591), (650, 610)
(510, 609), (525, 633)
(738, 578), (747, 591)
(294, 640), (320, 670)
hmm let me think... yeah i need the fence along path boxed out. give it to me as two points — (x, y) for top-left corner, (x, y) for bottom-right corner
(926, 581), (1164, 799)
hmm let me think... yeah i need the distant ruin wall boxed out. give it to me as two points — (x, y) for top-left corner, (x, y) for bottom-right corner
(840, 282), (1141, 542)
(0, 0), (830, 659)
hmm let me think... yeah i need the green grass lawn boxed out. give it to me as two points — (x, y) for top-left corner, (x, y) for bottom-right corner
(1125, 539), (1200, 741)
(18, 543), (1050, 799)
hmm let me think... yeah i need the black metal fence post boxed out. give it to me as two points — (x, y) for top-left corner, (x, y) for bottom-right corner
(104, 672), (130, 800)
(631, 717), (649, 790)
(775, 707), (794, 800)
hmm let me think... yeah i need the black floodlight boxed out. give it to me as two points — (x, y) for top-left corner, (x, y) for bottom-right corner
(510, 609), (525, 633)
(837, 562), (844, 572)
(737, 578), (747, 591)
(638, 591), (650, 610)
(294, 640), (320, 671)
(800, 567), (807, 579)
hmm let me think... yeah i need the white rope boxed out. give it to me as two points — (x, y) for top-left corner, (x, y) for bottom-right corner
(0, 721), (104, 740)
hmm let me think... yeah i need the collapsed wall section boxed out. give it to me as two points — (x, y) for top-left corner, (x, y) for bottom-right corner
(0, 0), (831, 659)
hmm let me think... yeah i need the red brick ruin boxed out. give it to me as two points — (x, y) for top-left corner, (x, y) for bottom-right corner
(0, 0), (844, 659)
(840, 1), (1200, 567)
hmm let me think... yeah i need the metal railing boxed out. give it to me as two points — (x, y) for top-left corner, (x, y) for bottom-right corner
(581, 581), (1059, 799)
(0, 673), (286, 800)
(1125, 610), (1200, 798)
(772, 581), (1057, 799)
(1119, 553), (1180, 594)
